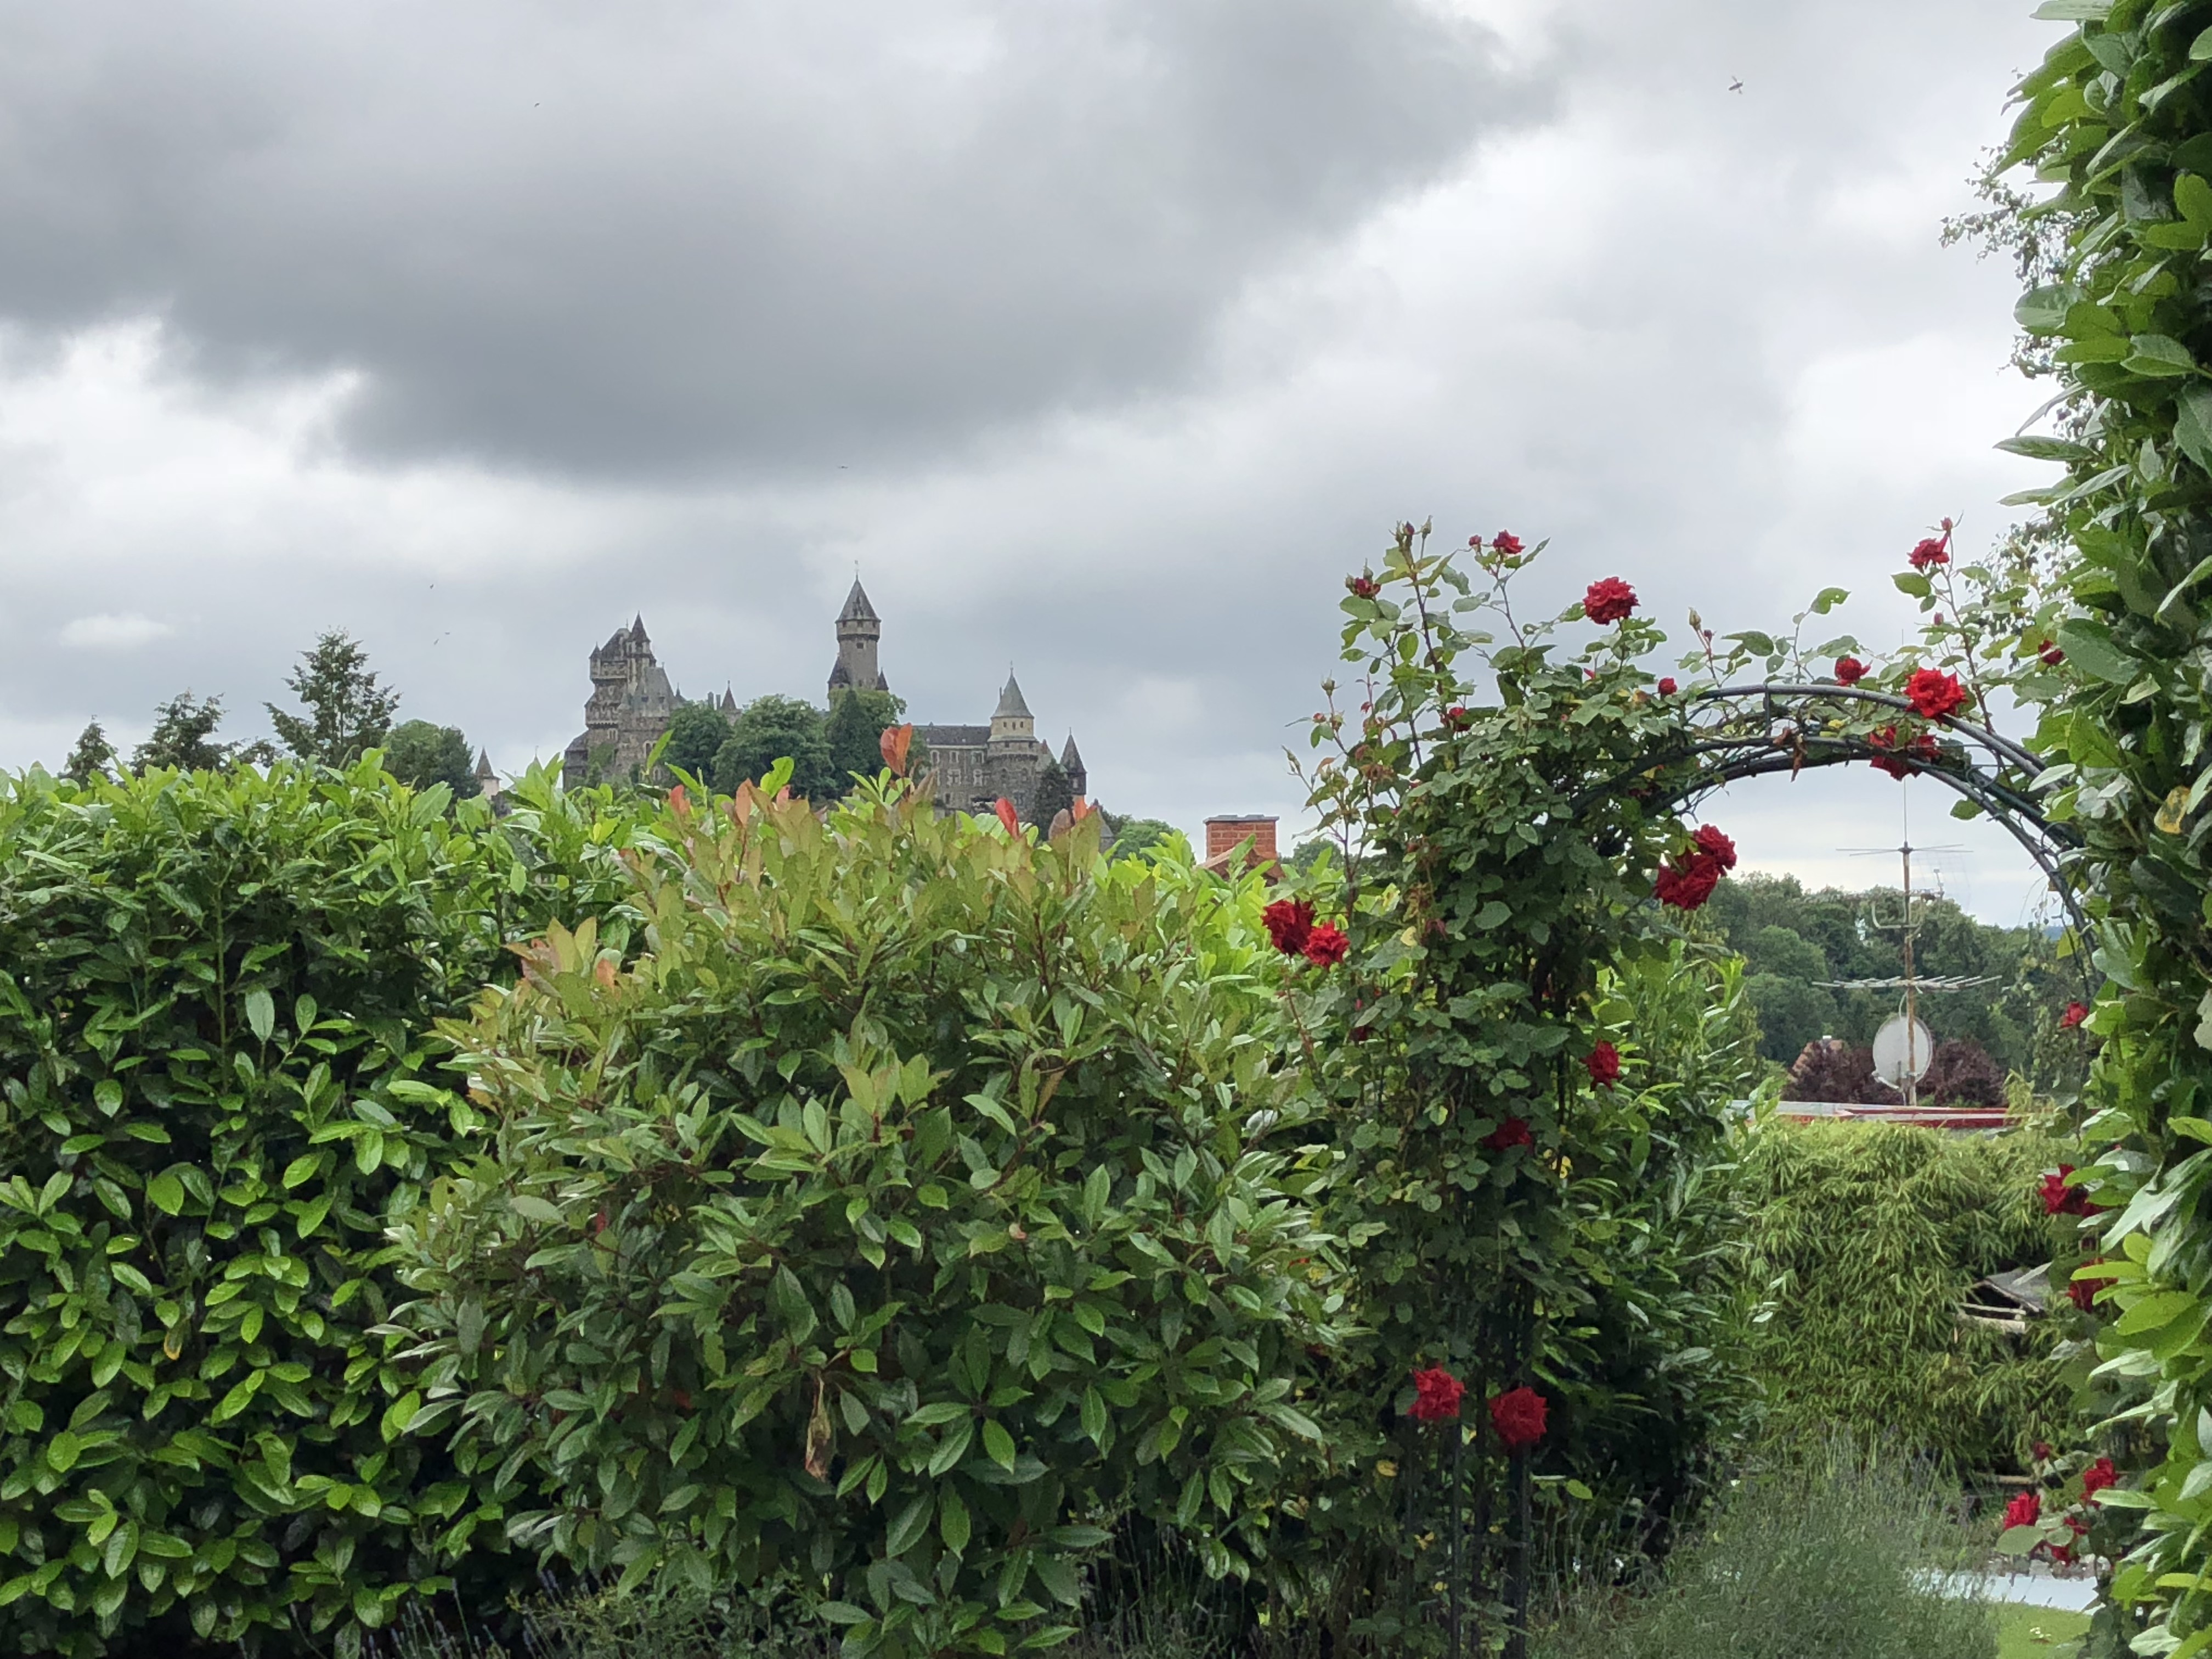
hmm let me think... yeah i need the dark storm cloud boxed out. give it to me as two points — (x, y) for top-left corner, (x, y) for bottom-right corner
(0, 0), (1514, 478)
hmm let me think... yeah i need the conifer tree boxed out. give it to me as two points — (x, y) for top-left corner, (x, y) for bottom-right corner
(61, 721), (116, 787)
(131, 693), (260, 773)
(823, 687), (905, 787)
(1027, 757), (1073, 831)
(266, 631), (398, 768)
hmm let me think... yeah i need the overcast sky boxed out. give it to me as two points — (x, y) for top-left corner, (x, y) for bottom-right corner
(0, 0), (2069, 922)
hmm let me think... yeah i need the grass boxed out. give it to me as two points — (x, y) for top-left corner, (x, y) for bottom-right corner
(1533, 1436), (1997, 1659)
(1994, 1602), (2090, 1658)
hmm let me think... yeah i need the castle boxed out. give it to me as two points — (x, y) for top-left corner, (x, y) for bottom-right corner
(562, 582), (1086, 819)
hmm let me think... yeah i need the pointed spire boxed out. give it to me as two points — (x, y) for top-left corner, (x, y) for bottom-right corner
(475, 748), (495, 778)
(994, 674), (1032, 720)
(630, 614), (648, 643)
(838, 580), (878, 624)
(1060, 733), (1084, 769)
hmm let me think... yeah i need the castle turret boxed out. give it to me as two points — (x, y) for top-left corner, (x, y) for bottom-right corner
(828, 580), (889, 699)
(990, 674), (1035, 749)
(1059, 734), (1086, 797)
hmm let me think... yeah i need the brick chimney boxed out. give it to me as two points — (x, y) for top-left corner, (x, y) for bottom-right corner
(1203, 815), (1279, 877)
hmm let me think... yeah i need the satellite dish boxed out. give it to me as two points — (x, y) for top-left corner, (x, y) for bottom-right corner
(1871, 1014), (1936, 1087)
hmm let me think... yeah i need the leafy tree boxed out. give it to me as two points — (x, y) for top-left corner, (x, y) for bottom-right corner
(131, 692), (269, 773)
(266, 630), (398, 767)
(712, 694), (832, 798)
(1105, 817), (1179, 861)
(382, 719), (479, 798)
(1026, 755), (1073, 830)
(662, 702), (733, 783)
(60, 720), (115, 786)
(822, 687), (906, 786)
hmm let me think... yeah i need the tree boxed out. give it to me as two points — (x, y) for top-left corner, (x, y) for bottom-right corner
(822, 687), (905, 786)
(1026, 755), (1073, 830)
(662, 702), (733, 783)
(1107, 817), (1180, 861)
(712, 695), (832, 798)
(266, 631), (398, 767)
(381, 720), (478, 798)
(61, 721), (115, 787)
(131, 692), (267, 773)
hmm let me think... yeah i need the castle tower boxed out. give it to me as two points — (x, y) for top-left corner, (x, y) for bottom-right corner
(827, 580), (889, 699)
(989, 674), (1035, 749)
(1059, 734), (1086, 798)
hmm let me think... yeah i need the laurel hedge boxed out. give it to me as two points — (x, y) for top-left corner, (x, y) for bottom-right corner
(0, 761), (640, 1657)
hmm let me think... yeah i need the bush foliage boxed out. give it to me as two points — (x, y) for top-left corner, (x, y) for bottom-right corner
(389, 783), (1343, 1659)
(1736, 1120), (2072, 1473)
(0, 762), (639, 1656)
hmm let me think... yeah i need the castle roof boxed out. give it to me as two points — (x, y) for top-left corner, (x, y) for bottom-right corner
(1060, 733), (1084, 770)
(838, 580), (878, 624)
(993, 674), (1032, 720)
(631, 614), (649, 642)
(917, 724), (991, 749)
(475, 747), (495, 778)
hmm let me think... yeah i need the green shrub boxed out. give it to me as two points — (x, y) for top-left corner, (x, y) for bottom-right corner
(388, 784), (1342, 1659)
(1534, 1438), (1995, 1659)
(1736, 1120), (2073, 1471)
(0, 761), (643, 1656)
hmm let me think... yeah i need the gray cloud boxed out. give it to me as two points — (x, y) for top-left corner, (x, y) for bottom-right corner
(0, 0), (1513, 477)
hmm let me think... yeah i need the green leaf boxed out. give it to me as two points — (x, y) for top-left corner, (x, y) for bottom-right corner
(2118, 1290), (2199, 1335)
(44, 1432), (80, 1474)
(982, 1420), (1018, 1471)
(2016, 284), (2083, 334)
(940, 1487), (972, 1554)
(2194, 21), (2212, 59)
(145, 1172), (184, 1216)
(1892, 573), (1932, 599)
(243, 989), (275, 1043)
(2177, 386), (2212, 475)
(2055, 619), (2137, 684)
(885, 1492), (933, 1558)
(1994, 435), (2097, 462)
(2125, 334), (2198, 377)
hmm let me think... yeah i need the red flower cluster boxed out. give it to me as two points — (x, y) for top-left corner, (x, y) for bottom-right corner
(1410, 1365), (1465, 1423)
(1584, 577), (1638, 624)
(1905, 668), (1968, 720)
(1484, 1117), (1534, 1152)
(1834, 656), (1869, 686)
(1585, 1041), (1621, 1086)
(1654, 825), (1738, 912)
(1263, 900), (1349, 967)
(2003, 1489), (2040, 1532)
(2059, 1001), (2089, 1031)
(2039, 640), (2065, 667)
(1867, 725), (1938, 780)
(1489, 1386), (1548, 1453)
(1656, 677), (1678, 696)
(2040, 1165), (2097, 1217)
(1304, 922), (1350, 967)
(2083, 1457), (2118, 1499)
(1346, 574), (1381, 600)
(1263, 899), (1314, 955)
(1446, 705), (1472, 728)
(1909, 534), (1951, 571)
(2068, 1274), (2098, 1313)
(1492, 532), (1525, 557)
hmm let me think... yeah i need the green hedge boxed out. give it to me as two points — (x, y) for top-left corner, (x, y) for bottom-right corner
(0, 763), (640, 1657)
(1736, 1119), (2073, 1472)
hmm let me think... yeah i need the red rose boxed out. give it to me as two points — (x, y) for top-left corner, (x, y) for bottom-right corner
(1488, 1386), (1548, 1454)
(1492, 532), (1524, 557)
(1347, 574), (1381, 600)
(1409, 1364), (1465, 1423)
(1483, 1116), (1534, 1152)
(2068, 1273), (2099, 1314)
(1585, 1042), (1621, 1086)
(1446, 705), (1471, 727)
(1867, 725), (1938, 780)
(2002, 1489), (2040, 1531)
(1691, 825), (1738, 871)
(1583, 577), (1637, 624)
(2040, 1165), (2094, 1217)
(1905, 668), (1967, 720)
(1303, 922), (1351, 967)
(1654, 858), (1722, 911)
(1833, 656), (1869, 685)
(1909, 534), (1950, 571)
(2039, 640), (2065, 667)
(2059, 1001), (2089, 1031)
(1262, 899), (1315, 957)
(1656, 677), (1678, 696)
(2083, 1457), (2118, 1499)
